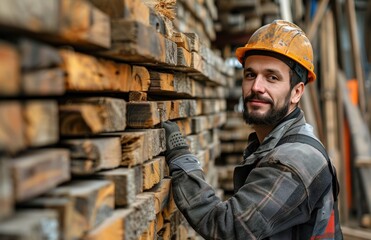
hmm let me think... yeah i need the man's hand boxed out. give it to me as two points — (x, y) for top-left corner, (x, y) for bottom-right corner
(162, 121), (191, 163)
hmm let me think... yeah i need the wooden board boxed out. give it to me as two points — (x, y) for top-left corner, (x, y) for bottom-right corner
(0, 158), (13, 220)
(95, 168), (136, 207)
(0, 0), (110, 49)
(60, 50), (136, 92)
(83, 208), (135, 240)
(9, 148), (70, 202)
(148, 71), (194, 97)
(20, 197), (74, 240)
(126, 101), (161, 128)
(0, 209), (59, 239)
(64, 137), (122, 175)
(48, 180), (115, 235)
(87, 0), (150, 25)
(0, 41), (20, 95)
(22, 68), (65, 96)
(24, 100), (59, 147)
(142, 156), (166, 190)
(104, 19), (177, 66)
(59, 97), (127, 136)
(0, 101), (25, 154)
(151, 178), (171, 214)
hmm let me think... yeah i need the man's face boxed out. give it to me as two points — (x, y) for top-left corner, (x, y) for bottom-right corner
(242, 55), (295, 125)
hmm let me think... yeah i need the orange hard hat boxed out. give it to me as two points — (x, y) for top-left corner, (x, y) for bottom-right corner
(235, 20), (316, 83)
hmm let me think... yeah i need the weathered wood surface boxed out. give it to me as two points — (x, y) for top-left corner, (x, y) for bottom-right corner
(64, 137), (122, 175)
(21, 197), (74, 240)
(142, 156), (166, 190)
(59, 97), (127, 136)
(88, 0), (150, 25)
(95, 168), (136, 207)
(104, 19), (177, 66)
(9, 148), (70, 202)
(148, 71), (194, 97)
(60, 50), (150, 92)
(139, 220), (156, 240)
(157, 100), (198, 121)
(151, 178), (171, 214)
(124, 129), (166, 163)
(22, 68), (65, 96)
(48, 180), (115, 237)
(126, 101), (161, 128)
(83, 208), (135, 240)
(0, 101), (25, 154)
(0, 0), (110, 49)
(0, 209), (59, 240)
(24, 100), (59, 147)
(0, 158), (13, 220)
(0, 41), (20, 95)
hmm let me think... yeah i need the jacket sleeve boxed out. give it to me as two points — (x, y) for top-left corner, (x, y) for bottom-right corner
(168, 154), (311, 240)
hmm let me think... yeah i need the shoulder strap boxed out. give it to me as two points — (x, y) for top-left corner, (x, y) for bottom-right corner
(276, 134), (340, 201)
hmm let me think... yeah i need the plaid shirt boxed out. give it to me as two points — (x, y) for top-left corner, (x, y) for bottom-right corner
(169, 108), (342, 239)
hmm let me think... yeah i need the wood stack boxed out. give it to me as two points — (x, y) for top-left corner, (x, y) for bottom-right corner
(0, 0), (234, 239)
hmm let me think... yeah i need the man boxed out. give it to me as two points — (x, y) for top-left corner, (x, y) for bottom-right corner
(162, 20), (343, 239)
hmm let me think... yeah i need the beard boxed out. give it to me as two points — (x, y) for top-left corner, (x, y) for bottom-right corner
(243, 91), (290, 125)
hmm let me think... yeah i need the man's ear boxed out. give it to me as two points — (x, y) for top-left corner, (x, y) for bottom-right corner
(291, 82), (305, 104)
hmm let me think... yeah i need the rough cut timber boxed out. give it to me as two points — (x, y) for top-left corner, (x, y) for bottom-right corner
(151, 178), (171, 214)
(9, 148), (70, 202)
(0, 209), (59, 240)
(133, 193), (156, 237)
(87, 0), (150, 25)
(102, 131), (147, 167)
(124, 129), (166, 162)
(139, 220), (156, 240)
(104, 19), (177, 66)
(0, 101), (25, 154)
(95, 167), (136, 207)
(60, 50), (150, 92)
(126, 101), (161, 128)
(83, 208), (136, 240)
(20, 197), (74, 240)
(0, 158), (13, 220)
(59, 97), (127, 136)
(47, 180), (115, 237)
(22, 68), (65, 96)
(64, 137), (122, 175)
(0, 41), (20, 95)
(142, 156), (166, 190)
(24, 100), (59, 147)
(156, 100), (198, 121)
(148, 71), (194, 97)
(0, 0), (110, 49)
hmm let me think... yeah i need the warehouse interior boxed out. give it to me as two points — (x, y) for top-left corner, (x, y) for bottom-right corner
(0, 0), (370, 239)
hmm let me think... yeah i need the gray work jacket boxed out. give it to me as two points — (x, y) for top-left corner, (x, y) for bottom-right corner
(168, 108), (343, 239)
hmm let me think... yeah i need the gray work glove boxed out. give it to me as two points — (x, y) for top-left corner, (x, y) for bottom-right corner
(162, 121), (191, 163)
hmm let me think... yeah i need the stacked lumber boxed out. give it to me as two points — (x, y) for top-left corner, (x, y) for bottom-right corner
(0, 0), (234, 239)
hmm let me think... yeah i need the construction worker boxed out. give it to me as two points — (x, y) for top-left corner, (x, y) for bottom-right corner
(162, 20), (343, 239)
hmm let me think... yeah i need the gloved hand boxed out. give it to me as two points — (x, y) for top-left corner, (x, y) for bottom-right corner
(162, 121), (191, 163)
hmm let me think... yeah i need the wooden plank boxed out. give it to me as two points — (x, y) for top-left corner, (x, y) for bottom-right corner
(157, 100), (198, 120)
(133, 193), (156, 235)
(151, 178), (171, 214)
(48, 180), (115, 234)
(60, 50), (134, 92)
(22, 68), (65, 96)
(174, 118), (192, 136)
(139, 220), (156, 240)
(24, 100), (59, 147)
(176, 46), (192, 68)
(126, 101), (161, 128)
(59, 97), (127, 136)
(102, 131), (147, 167)
(171, 32), (192, 52)
(142, 156), (166, 190)
(0, 0), (110, 49)
(59, 0), (111, 49)
(64, 137), (122, 175)
(83, 208), (136, 240)
(9, 148), (70, 202)
(95, 168), (136, 207)
(0, 158), (13, 220)
(0, 209), (59, 240)
(131, 66), (151, 91)
(148, 71), (193, 96)
(0, 41), (20, 95)
(87, 0), (150, 25)
(0, 101), (25, 154)
(20, 197), (75, 240)
(106, 19), (177, 66)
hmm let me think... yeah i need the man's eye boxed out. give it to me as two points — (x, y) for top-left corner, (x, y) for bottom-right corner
(244, 72), (255, 79)
(268, 75), (278, 81)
